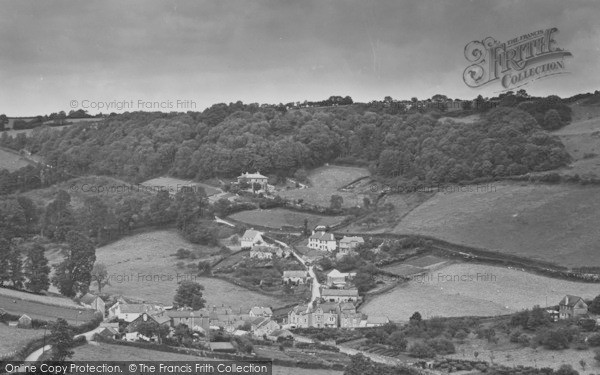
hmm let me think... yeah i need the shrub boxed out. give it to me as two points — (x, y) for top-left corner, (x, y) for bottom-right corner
(408, 342), (435, 358)
(587, 333), (600, 347)
(427, 338), (455, 355)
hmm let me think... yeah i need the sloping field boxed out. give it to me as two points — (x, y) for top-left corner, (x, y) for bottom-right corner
(307, 165), (369, 189)
(228, 208), (346, 229)
(0, 324), (45, 358)
(94, 230), (284, 309)
(0, 294), (96, 325)
(392, 182), (600, 268)
(0, 148), (31, 171)
(361, 263), (600, 322)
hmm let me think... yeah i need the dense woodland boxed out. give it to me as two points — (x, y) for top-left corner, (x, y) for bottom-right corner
(0, 95), (573, 190)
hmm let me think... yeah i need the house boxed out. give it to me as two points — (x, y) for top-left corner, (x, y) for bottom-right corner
(250, 245), (284, 259)
(237, 171), (268, 190)
(241, 230), (264, 249)
(559, 295), (588, 320)
(17, 314), (32, 329)
(251, 317), (280, 337)
(365, 315), (389, 327)
(166, 310), (211, 333)
(282, 270), (309, 285)
(546, 309), (560, 322)
(340, 312), (363, 328)
(80, 293), (105, 317)
(308, 232), (337, 252)
(97, 326), (119, 340)
(338, 236), (364, 254)
(127, 312), (171, 333)
(287, 303), (338, 328)
(326, 269), (351, 287)
(321, 288), (359, 303)
(210, 342), (237, 353)
(111, 303), (162, 323)
(249, 307), (273, 318)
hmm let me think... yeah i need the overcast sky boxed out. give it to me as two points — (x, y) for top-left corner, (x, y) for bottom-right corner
(1, 0), (598, 116)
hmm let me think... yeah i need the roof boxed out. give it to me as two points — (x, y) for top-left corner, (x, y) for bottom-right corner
(270, 329), (293, 337)
(252, 317), (271, 327)
(119, 304), (156, 314)
(242, 230), (262, 240)
(319, 302), (339, 313)
(99, 327), (119, 336)
(250, 307), (273, 316)
(321, 288), (359, 297)
(309, 232), (336, 242)
(339, 236), (364, 244)
(283, 270), (308, 278)
(80, 293), (100, 304)
(339, 302), (356, 312)
(251, 246), (280, 253)
(367, 315), (389, 324)
(210, 342), (236, 350)
(327, 269), (348, 278)
(239, 172), (267, 179)
(166, 309), (210, 318)
(560, 295), (586, 307)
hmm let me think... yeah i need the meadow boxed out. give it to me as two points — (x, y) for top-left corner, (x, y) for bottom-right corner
(360, 262), (600, 322)
(0, 148), (31, 171)
(228, 208), (346, 229)
(278, 165), (370, 208)
(391, 182), (600, 268)
(91, 229), (284, 309)
(0, 324), (45, 359)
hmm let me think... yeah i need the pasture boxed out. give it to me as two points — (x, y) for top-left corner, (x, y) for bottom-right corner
(360, 262), (600, 322)
(228, 208), (346, 229)
(0, 148), (31, 171)
(0, 324), (45, 358)
(278, 165), (371, 208)
(141, 176), (221, 197)
(392, 182), (600, 268)
(92, 229), (284, 309)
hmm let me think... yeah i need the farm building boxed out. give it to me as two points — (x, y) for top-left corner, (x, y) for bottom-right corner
(282, 270), (309, 285)
(80, 293), (105, 317)
(558, 295), (588, 320)
(241, 229), (264, 248)
(308, 231), (337, 251)
(321, 288), (359, 303)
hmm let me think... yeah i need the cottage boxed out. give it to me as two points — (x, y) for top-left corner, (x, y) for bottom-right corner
(340, 312), (363, 328)
(559, 295), (588, 320)
(308, 232), (337, 252)
(251, 317), (280, 337)
(237, 171), (268, 190)
(80, 293), (105, 317)
(17, 314), (32, 329)
(127, 312), (171, 333)
(326, 269), (351, 287)
(111, 303), (162, 322)
(321, 288), (359, 303)
(287, 303), (338, 328)
(241, 230), (264, 249)
(97, 326), (119, 340)
(166, 310), (211, 332)
(249, 307), (273, 318)
(338, 236), (364, 254)
(282, 270), (309, 285)
(249, 245), (284, 259)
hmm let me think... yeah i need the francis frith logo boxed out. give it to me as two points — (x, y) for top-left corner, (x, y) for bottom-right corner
(463, 27), (572, 90)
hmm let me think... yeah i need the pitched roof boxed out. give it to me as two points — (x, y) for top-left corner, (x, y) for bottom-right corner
(166, 309), (210, 318)
(252, 317), (271, 327)
(309, 232), (335, 241)
(367, 315), (389, 324)
(119, 304), (156, 314)
(322, 288), (359, 297)
(239, 172), (267, 179)
(80, 293), (100, 304)
(319, 302), (339, 313)
(283, 270), (308, 278)
(339, 236), (364, 244)
(250, 307), (273, 316)
(339, 302), (356, 312)
(242, 230), (262, 240)
(327, 269), (348, 278)
(560, 295), (586, 307)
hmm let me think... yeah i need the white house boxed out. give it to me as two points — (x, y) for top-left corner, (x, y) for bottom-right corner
(241, 230), (264, 249)
(282, 270), (309, 285)
(237, 172), (268, 190)
(80, 293), (105, 318)
(109, 302), (163, 323)
(250, 245), (285, 259)
(326, 269), (351, 287)
(321, 288), (359, 303)
(308, 232), (337, 251)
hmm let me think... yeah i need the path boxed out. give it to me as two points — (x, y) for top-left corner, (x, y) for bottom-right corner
(275, 240), (321, 304)
(214, 216), (236, 227)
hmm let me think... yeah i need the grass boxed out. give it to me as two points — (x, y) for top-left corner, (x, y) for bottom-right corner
(0, 324), (45, 358)
(360, 262), (600, 322)
(141, 176), (221, 196)
(0, 287), (81, 308)
(71, 343), (343, 375)
(90, 229), (284, 309)
(0, 148), (31, 171)
(391, 182), (600, 268)
(381, 264), (425, 277)
(278, 165), (371, 208)
(228, 208), (346, 229)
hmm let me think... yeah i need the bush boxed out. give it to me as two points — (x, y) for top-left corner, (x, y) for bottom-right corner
(427, 338), (455, 355)
(588, 333), (600, 347)
(408, 342), (435, 358)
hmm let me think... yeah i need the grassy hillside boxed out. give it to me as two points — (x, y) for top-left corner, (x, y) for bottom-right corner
(229, 208), (346, 229)
(391, 182), (600, 268)
(0, 148), (31, 171)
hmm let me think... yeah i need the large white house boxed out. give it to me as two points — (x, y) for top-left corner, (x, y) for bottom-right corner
(237, 172), (268, 190)
(241, 229), (264, 248)
(308, 232), (337, 251)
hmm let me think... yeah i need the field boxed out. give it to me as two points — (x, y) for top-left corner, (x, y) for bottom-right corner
(0, 292), (96, 325)
(278, 165), (371, 208)
(391, 182), (600, 268)
(141, 176), (221, 197)
(0, 324), (45, 358)
(91, 229), (285, 309)
(228, 208), (346, 229)
(0, 148), (31, 171)
(360, 262), (600, 322)
(72, 343), (343, 375)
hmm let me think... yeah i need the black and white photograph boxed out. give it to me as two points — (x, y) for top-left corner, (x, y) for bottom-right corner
(0, 1), (599, 374)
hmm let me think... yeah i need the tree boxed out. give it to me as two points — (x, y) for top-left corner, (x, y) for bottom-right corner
(48, 318), (74, 361)
(90, 263), (109, 293)
(173, 281), (206, 310)
(330, 195), (343, 210)
(52, 231), (96, 297)
(362, 197), (371, 209)
(544, 109), (563, 130)
(408, 342), (435, 358)
(387, 331), (407, 350)
(0, 239), (10, 285)
(8, 245), (24, 289)
(589, 294), (600, 314)
(42, 190), (75, 241)
(409, 311), (422, 323)
(25, 243), (50, 293)
(555, 364), (579, 375)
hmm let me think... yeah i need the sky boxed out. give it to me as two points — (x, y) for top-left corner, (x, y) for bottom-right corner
(1, 0), (599, 116)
